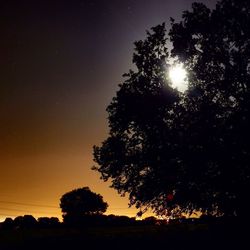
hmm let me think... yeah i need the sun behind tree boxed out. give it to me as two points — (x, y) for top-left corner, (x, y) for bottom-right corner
(169, 63), (188, 92)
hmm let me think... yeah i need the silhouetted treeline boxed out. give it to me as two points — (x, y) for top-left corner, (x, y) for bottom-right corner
(2, 213), (248, 231)
(0, 215), (60, 230)
(54, 214), (154, 227)
(0, 214), (162, 230)
(1, 214), (248, 250)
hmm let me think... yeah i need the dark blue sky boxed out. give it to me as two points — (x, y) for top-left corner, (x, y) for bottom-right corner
(0, 0), (217, 220)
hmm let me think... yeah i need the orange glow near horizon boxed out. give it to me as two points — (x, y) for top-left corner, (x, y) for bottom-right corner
(0, 152), (150, 222)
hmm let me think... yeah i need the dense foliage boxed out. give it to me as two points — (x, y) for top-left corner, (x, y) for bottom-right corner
(93, 0), (250, 218)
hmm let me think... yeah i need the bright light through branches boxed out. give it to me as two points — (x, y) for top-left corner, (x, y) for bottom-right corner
(169, 64), (188, 92)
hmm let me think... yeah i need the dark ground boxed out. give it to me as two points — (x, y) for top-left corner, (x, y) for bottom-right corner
(0, 221), (248, 250)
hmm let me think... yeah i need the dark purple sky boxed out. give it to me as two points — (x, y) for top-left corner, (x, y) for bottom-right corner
(0, 0), (217, 220)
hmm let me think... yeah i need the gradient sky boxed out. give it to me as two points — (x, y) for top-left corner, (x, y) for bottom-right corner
(0, 0), (217, 221)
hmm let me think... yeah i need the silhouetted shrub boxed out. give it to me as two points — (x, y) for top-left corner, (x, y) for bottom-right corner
(142, 216), (158, 225)
(1, 217), (14, 230)
(38, 217), (60, 228)
(106, 215), (136, 226)
(13, 215), (37, 229)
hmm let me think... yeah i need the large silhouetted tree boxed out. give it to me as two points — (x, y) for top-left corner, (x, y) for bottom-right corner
(94, 24), (181, 217)
(60, 187), (108, 223)
(93, 0), (250, 218)
(168, 0), (250, 218)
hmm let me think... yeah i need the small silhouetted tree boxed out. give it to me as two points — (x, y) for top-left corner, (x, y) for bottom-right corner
(60, 187), (108, 224)
(93, 0), (250, 218)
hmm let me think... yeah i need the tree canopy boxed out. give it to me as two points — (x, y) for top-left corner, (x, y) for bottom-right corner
(60, 187), (108, 219)
(93, 0), (250, 218)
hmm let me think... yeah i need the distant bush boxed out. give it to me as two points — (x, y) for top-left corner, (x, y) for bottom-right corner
(37, 217), (61, 228)
(1, 217), (14, 230)
(142, 216), (158, 225)
(13, 215), (37, 229)
(106, 215), (136, 226)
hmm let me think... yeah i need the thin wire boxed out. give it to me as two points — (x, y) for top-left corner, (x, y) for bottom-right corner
(0, 200), (58, 208)
(0, 200), (139, 214)
(0, 213), (18, 217)
(0, 200), (137, 210)
(0, 207), (58, 214)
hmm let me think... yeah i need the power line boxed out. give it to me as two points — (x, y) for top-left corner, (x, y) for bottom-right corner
(0, 213), (18, 217)
(0, 200), (59, 208)
(0, 207), (58, 215)
(0, 200), (140, 214)
(0, 200), (136, 210)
